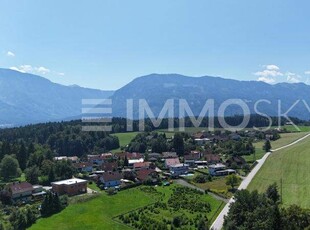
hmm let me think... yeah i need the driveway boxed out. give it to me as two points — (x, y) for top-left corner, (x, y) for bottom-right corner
(210, 133), (310, 230)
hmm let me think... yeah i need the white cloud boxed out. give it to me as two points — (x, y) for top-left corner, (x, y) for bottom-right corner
(58, 72), (65, 76)
(264, 64), (280, 71)
(286, 72), (302, 83)
(254, 64), (283, 84)
(35, 66), (50, 74)
(257, 76), (276, 84)
(305, 71), (310, 75)
(6, 51), (15, 57)
(10, 65), (33, 73)
(10, 65), (50, 75)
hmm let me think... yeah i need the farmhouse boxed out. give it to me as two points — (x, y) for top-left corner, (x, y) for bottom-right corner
(52, 178), (87, 196)
(7, 182), (33, 203)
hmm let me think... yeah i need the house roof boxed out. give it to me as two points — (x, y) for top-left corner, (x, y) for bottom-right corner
(162, 152), (177, 158)
(101, 162), (118, 171)
(52, 178), (87, 186)
(136, 169), (156, 181)
(126, 152), (143, 160)
(205, 153), (221, 162)
(133, 162), (151, 168)
(101, 172), (122, 182)
(8, 182), (33, 195)
(165, 158), (180, 166)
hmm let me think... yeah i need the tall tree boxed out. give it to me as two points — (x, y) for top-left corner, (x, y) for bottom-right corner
(0, 155), (21, 181)
(173, 133), (184, 156)
(25, 166), (40, 184)
(17, 142), (28, 171)
(263, 140), (272, 152)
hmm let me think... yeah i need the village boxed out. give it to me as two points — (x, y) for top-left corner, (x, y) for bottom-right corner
(2, 128), (279, 205)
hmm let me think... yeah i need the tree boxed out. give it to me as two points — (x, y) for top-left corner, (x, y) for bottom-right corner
(16, 142), (28, 171)
(263, 140), (272, 152)
(266, 183), (280, 204)
(173, 133), (184, 156)
(123, 155), (129, 167)
(25, 166), (40, 184)
(0, 155), (22, 181)
(225, 174), (239, 190)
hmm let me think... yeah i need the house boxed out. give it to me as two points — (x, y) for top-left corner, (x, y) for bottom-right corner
(126, 152), (143, 160)
(101, 161), (118, 172)
(73, 162), (93, 173)
(164, 157), (180, 168)
(67, 156), (79, 163)
(225, 156), (246, 167)
(169, 164), (189, 177)
(184, 151), (201, 166)
(99, 172), (122, 188)
(133, 162), (151, 170)
(162, 152), (178, 159)
(208, 163), (236, 176)
(128, 158), (144, 167)
(194, 138), (210, 145)
(136, 169), (158, 183)
(208, 163), (227, 176)
(148, 153), (161, 161)
(54, 156), (68, 161)
(32, 185), (46, 200)
(205, 153), (221, 165)
(88, 155), (105, 166)
(52, 178), (87, 196)
(184, 155), (196, 166)
(7, 182), (33, 203)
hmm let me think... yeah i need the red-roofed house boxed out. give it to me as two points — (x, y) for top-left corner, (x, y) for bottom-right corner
(133, 162), (151, 170)
(7, 182), (33, 203)
(101, 162), (118, 172)
(136, 169), (158, 183)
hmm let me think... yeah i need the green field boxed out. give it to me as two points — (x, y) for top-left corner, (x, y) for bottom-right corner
(30, 185), (223, 230)
(282, 125), (310, 132)
(243, 132), (309, 163)
(248, 136), (310, 208)
(111, 132), (140, 152)
(30, 187), (155, 230)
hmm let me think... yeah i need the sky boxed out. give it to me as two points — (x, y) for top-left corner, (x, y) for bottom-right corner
(1, 0), (310, 90)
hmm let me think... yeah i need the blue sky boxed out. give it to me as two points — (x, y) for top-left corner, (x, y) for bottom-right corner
(1, 0), (310, 90)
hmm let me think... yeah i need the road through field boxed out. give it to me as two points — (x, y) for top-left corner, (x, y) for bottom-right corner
(210, 133), (310, 230)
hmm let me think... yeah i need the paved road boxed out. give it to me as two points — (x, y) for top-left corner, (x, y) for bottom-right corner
(174, 179), (229, 203)
(210, 133), (310, 230)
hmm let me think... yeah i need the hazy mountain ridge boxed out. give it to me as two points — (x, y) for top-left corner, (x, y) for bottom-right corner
(1, 70), (310, 126)
(110, 74), (310, 120)
(0, 68), (114, 125)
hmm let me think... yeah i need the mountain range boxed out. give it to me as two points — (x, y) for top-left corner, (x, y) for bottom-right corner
(1, 69), (310, 126)
(0, 69), (113, 126)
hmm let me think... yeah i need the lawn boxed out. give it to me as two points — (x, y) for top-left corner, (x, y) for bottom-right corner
(282, 125), (310, 132)
(243, 132), (309, 163)
(30, 187), (156, 230)
(111, 132), (140, 152)
(192, 176), (240, 199)
(248, 136), (310, 208)
(30, 185), (223, 230)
